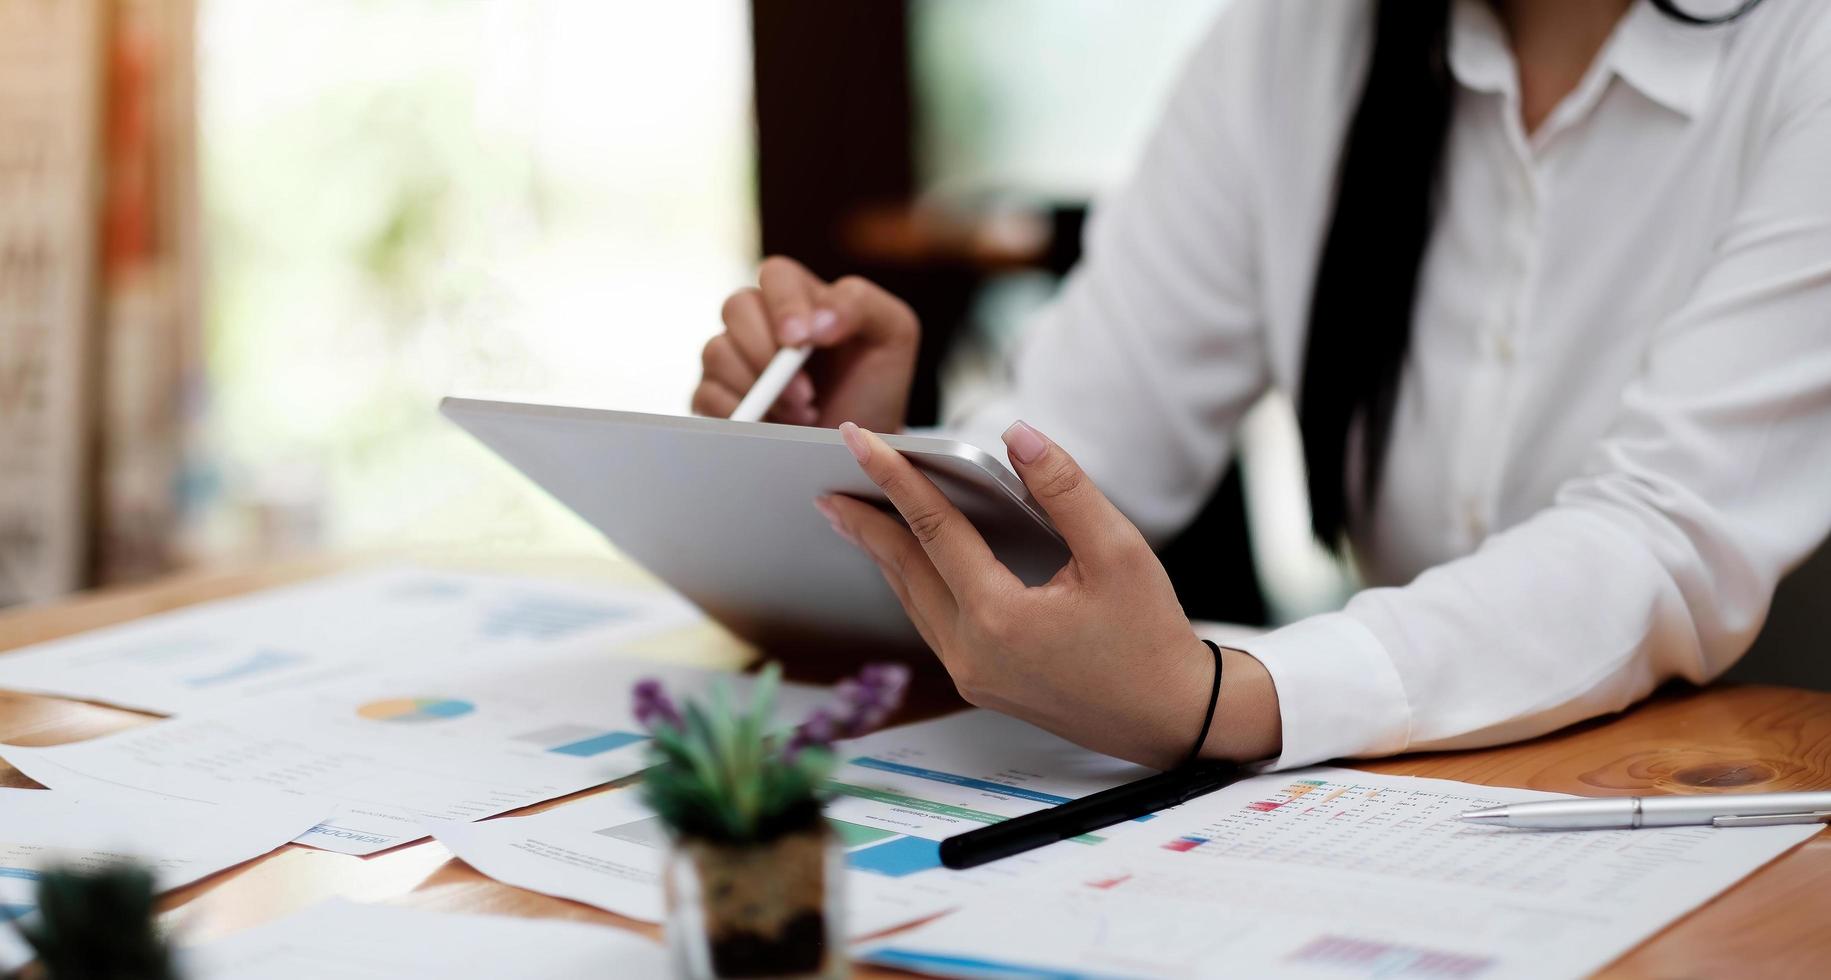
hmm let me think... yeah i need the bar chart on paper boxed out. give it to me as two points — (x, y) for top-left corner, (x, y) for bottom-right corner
(861, 883), (1501, 980)
(830, 759), (1085, 880)
(0, 862), (40, 925)
(182, 647), (308, 689)
(859, 768), (1825, 979)
(427, 711), (1165, 937)
(574, 760), (1079, 898)
(513, 724), (648, 758)
(0, 567), (700, 715)
(1139, 774), (1689, 898)
(1139, 776), (1385, 855)
(346, 694), (647, 759)
(474, 592), (635, 640)
(822, 725), (1155, 880)
(0, 660), (794, 857)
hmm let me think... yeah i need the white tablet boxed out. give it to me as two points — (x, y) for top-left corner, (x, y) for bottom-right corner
(440, 398), (1068, 654)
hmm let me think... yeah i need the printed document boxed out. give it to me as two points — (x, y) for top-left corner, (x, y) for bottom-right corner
(433, 710), (1159, 934)
(0, 787), (326, 972)
(0, 566), (698, 715)
(2, 657), (823, 856)
(181, 899), (666, 979)
(859, 767), (1820, 979)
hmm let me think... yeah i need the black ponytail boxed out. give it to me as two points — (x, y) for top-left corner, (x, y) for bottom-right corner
(1296, 0), (1769, 551)
(1297, 0), (1454, 550)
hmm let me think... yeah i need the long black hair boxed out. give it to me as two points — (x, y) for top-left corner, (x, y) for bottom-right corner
(1296, 0), (1769, 550)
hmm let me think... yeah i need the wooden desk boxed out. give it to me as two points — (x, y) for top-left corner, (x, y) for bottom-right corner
(3, 557), (1828, 978)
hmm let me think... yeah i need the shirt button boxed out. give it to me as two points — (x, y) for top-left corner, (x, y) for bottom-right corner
(1465, 501), (1488, 539)
(1495, 334), (1516, 363)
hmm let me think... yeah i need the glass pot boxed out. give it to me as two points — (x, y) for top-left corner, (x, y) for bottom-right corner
(664, 822), (846, 979)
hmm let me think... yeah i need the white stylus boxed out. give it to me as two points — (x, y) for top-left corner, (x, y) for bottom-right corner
(729, 345), (813, 422)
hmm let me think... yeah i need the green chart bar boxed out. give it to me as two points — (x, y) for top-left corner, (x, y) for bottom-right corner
(827, 782), (1104, 845)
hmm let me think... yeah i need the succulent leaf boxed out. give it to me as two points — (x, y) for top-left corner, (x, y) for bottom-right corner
(635, 663), (906, 844)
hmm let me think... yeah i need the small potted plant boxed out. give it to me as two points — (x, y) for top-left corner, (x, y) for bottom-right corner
(633, 662), (909, 980)
(9, 864), (178, 980)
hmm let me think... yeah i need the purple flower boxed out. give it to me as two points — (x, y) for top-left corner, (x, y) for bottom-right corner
(786, 662), (911, 754)
(785, 707), (839, 756)
(633, 678), (682, 731)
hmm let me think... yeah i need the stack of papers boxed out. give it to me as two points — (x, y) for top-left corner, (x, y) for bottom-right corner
(1, 568), (1818, 978)
(3, 655), (825, 855)
(0, 566), (814, 855)
(0, 567), (750, 973)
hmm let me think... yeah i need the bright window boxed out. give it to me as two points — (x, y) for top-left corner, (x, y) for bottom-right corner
(194, 0), (755, 558)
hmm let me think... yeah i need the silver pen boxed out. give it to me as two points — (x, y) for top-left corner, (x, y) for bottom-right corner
(1461, 791), (1831, 830)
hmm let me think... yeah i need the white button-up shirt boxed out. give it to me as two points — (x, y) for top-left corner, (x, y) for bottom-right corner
(947, 0), (1831, 768)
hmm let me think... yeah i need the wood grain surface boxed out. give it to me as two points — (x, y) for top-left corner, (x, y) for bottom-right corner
(2, 556), (1826, 978)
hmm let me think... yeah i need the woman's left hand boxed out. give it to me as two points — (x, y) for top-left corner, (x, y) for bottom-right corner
(818, 420), (1281, 770)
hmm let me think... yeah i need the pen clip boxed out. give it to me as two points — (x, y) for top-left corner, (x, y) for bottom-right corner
(1710, 810), (1831, 828)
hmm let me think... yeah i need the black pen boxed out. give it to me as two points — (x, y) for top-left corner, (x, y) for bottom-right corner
(938, 761), (1243, 870)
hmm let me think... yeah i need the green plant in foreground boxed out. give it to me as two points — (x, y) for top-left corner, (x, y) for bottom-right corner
(634, 662), (910, 844)
(10, 864), (178, 980)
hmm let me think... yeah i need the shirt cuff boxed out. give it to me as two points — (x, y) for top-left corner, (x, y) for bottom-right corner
(1228, 612), (1412, 770)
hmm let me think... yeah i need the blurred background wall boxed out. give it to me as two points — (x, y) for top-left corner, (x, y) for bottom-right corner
(0, 0), (197, 606)
(0, 0), (101, 607)
(0, 0), (1821, 685)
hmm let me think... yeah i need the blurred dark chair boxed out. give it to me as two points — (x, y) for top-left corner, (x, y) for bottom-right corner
(1727, 538), (1831, 692)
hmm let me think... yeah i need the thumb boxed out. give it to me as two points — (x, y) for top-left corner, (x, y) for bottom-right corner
(757, 256), (822, 346)
(1001, 420), (1140, 567)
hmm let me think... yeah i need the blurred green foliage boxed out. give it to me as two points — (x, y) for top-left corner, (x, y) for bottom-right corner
(13, 865), (177, 980)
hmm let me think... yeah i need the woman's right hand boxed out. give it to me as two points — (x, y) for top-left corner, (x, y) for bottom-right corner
(692, 256), (920, 433)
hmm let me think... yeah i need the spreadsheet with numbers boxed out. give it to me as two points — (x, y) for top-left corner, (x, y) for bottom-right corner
(861, 767), (1820, 979)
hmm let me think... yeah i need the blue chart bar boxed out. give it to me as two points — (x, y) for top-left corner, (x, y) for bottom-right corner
(0, 903), (36, 923)
(847, 836), (943, 877)
(866, 949), (1121, 980)
(0, 868), (43, 882)
(549, 731), (647, 757)
(849, 757), (1073, 806)
(184, 649), (305, 688)
(482, 597), (625, 640)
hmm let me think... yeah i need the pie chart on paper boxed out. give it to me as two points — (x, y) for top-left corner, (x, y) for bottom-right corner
(356, 697), (476, 723)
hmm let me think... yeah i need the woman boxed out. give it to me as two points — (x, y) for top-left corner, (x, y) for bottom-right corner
(693, 0), (1831, 771)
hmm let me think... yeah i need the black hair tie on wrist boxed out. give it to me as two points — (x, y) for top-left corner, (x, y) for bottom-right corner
(1185, 639), (1224, 767)
(1650, 0), (1767, 28)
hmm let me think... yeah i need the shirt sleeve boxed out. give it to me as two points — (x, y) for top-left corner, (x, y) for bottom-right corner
(1242, 50), (1831, 770)
(944, 3), (1275, 544)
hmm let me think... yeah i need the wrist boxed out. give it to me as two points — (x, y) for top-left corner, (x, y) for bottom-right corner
(1196, 646), (1283, 764)
(1135, 634), (1222, 771)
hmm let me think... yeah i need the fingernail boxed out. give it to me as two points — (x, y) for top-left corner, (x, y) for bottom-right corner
(839, 421), (871, 463)
(814, 496), (857, 544)
(781, 315), (811, 345)
(810, 309), (839, 342)
(1002, 420), (1048, 464)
